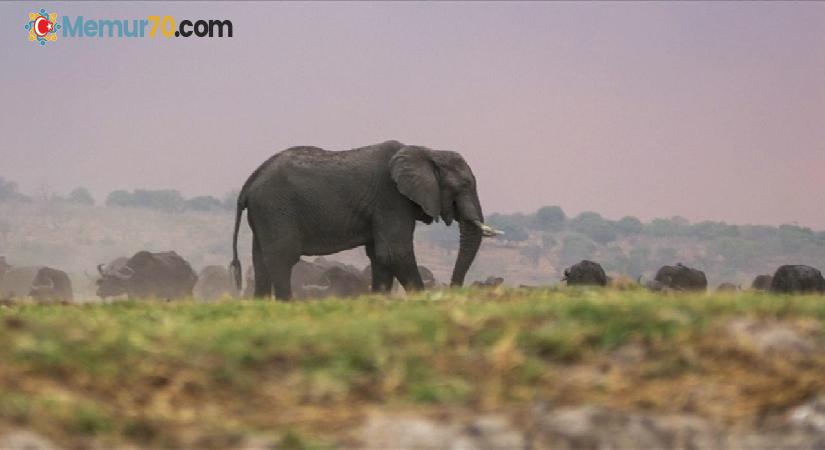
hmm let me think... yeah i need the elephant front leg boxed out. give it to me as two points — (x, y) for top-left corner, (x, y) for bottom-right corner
(372, 217), (424, 293)
(390, 244), (424, 293)
(256, 236), (298, 301)
(366, 242), (393, 293)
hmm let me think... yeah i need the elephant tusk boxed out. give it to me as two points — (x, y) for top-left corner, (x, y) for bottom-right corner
(472, 220), (504, 238)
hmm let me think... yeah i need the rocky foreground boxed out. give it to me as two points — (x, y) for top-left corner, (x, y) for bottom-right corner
(1, 288), (825, 448)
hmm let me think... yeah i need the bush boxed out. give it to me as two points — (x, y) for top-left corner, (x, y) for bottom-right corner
(105, 189), (186, 212)
(67, 187), (95, 206)
(488, 213), (531, 230)
(615, 216), (643, 235)
(645, 217), (690, 237)
(627, 244), (652, 278)
(710, 237), (759, 267)
(498, 225), (529, 242)
(568, 212), (617, 244)
(560, 233), (597, 265)
(186, 196), (223, 212)
(689, 221), (739, 239)
(533, 206), (566, 231)
(541, 234), (557, 249)
(777, 224), (817, 252)
(519, 245), (544, 265)
(418, 223), (458, 254)
(652, 246), (679, 268)
(0, 177), (29, 203)
(602, 245), (631, 274)
(222, 191), (239, 210)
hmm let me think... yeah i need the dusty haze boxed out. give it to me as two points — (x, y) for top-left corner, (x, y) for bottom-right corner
(1, 2), (824, 228)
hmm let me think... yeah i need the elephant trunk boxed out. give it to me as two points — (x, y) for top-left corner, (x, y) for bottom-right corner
(450, 219), (483, 286)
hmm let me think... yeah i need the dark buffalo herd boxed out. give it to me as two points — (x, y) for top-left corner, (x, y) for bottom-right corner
(0, 266), (73, 302)
(751, 274), (773, 291)
(1, 251), (824, 301)
(563, 260), (608, 287)
(770, 265), (825, 294)
(96, 251), (197, 299)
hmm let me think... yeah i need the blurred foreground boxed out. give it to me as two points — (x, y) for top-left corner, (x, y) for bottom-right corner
(2, 288), (825, 448)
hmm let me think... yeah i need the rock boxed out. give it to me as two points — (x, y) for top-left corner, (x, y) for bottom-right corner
(360, 413), (523, 450)
(463, 415), (525, 450)
(360, 413), (459, 449)
(726, 319), (818, 357)
(532, 406), (720, 450)
(359, 400), (825, 450)
(0, 430), (61, 450)
(789, 396), (825, 434)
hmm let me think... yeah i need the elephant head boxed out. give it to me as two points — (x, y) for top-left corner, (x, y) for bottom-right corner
(390, 146), (501, 286)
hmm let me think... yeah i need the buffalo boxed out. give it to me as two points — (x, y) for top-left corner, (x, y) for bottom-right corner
(243, 258), (372, 299)
(472, 276), (504, 288)
(97, 251), (197, 299)
(716, 282), (739, 293)
(0, 266), (73, 303)
(653, 263), (707, 292)
(770, 265), (825, 294)
(290, 259), (367, 299)
(563, 260), (607, 286)
(194, 265), (238, 301)
(362, 264), (438, 291)
(319, 266), (369, 298)
(751, 274), (773, 291)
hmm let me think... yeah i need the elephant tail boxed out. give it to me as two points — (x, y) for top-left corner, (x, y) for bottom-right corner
(230, 192), (246, 291)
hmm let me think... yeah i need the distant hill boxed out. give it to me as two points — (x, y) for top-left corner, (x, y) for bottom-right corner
(1, 194), (824, 295)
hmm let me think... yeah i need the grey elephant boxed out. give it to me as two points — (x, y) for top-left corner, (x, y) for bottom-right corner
(230, 140), (500, 299)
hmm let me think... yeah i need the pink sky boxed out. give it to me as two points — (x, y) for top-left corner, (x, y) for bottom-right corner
(1, 2), (824, 228)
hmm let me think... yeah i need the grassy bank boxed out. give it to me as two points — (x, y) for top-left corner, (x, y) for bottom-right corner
(1, 288), (825, 448)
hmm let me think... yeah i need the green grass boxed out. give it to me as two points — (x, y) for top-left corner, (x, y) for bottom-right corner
(1, 288), (824, 447)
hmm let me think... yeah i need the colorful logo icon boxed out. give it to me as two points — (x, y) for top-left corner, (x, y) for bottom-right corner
(26, 9), (60, 46)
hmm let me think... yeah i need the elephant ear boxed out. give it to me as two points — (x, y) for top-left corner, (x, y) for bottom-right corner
(389, 146), (441, 219)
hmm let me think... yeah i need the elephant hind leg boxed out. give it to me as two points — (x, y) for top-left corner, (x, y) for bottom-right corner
(252, 235), (271, 298)
(260, 240), (299, 301)
(267, 257), (297, 300)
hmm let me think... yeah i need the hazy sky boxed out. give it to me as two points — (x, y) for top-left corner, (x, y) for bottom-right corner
(2, 2), (824, 228)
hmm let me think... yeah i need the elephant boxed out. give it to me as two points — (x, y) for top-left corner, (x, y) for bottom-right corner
(230, 140), (500, 300)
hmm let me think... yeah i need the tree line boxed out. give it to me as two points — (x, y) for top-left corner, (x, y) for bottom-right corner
(3, 175), (824, 256)
(0, 176), (236, 213)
